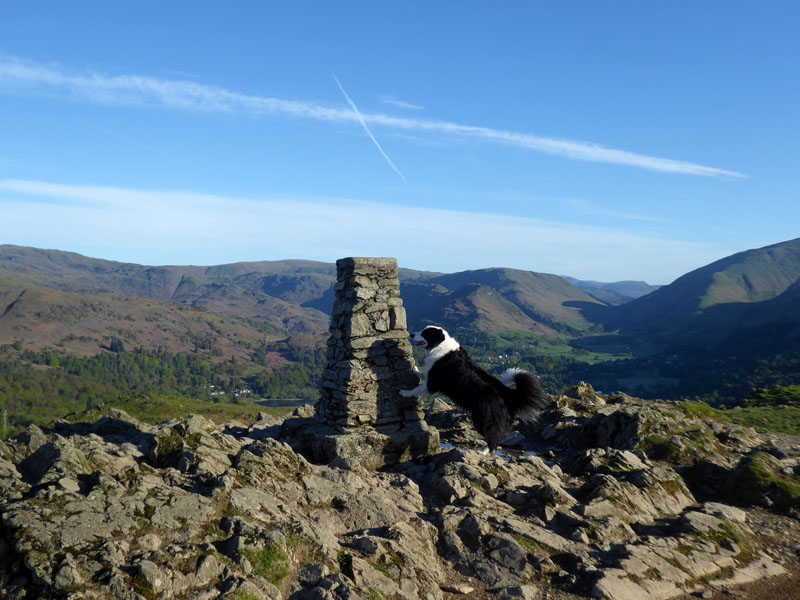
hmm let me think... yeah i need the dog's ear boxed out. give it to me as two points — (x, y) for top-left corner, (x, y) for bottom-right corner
(421, 326), (446, 349)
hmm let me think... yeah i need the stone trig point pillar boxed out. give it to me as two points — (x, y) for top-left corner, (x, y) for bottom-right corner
(309, 257), (439, 468)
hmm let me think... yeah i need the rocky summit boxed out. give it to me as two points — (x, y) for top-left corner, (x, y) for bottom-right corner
(2, 386), (800, 600)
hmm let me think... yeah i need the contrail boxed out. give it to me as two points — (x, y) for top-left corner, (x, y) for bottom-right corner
(333, 73), (406, 183)
(0, 56), (746, 177)
(74, 119), (179, 160)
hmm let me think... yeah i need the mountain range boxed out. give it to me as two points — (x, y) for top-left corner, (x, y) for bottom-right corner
(1, 238), (799, 393)
(0, 245), (643, 355)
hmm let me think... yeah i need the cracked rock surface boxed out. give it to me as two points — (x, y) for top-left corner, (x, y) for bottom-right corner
(2, 386), (800, 599)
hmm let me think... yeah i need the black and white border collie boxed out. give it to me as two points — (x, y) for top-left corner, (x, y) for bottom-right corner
(400, 325), (549, 454)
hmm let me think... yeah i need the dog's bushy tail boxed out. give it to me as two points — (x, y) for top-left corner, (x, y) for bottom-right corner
(500, 368), (550, 421)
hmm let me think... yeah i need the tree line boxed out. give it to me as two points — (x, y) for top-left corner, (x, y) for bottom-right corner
(0, 345), (325, 435)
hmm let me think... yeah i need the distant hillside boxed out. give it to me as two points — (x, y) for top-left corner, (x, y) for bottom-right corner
(402, 267), (605, 335)
(0, 245), (331, 337)
(0, 246), (619, 347)
(2, 241), (800, 405)
(606, 238), (800, 344)
(0, 277), (279, 363)
(563, 277), (661, 305)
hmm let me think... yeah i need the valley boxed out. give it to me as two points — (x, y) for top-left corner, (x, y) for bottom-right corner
(1, 238), (799, 436)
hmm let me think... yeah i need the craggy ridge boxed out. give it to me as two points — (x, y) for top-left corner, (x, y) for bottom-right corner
(2, 384), (800, 600)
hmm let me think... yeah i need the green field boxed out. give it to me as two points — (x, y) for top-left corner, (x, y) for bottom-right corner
(19, 395), (293, 437)
(680, 392), (800, 437)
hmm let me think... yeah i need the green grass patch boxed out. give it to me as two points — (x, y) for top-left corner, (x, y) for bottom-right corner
(695, 517), (758, 564)
(691, 566), (734, 586)
(639, 435), (681, 464)
(240, 545), (290, 587)
(156, 430), (184, 463)
(676, 543), (696, 556)
(744, 385), (800, 407)
(337, 551), (355, 580)
(678, 401), (725, 419)
(365, 588), (386, 600)
(512, 533), (549, 555)
(130, 575), (157, 600)
(370, 559), (392, 579)
(643, 567), (660, 579)
(370, 549), (404, 582)
(721, 405), (800, 436)
(484, 464), (510, 487)
(736, 454), (800, 510)
(69, 394), (290, 427)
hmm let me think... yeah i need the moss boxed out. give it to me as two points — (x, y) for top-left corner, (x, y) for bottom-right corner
(370, 559), (392, 579)
(639, 435), (681, 463)
(691, 566), (734, 586)
(338, 551), (355, 580)
(468, 480), (486, 494)
(370, 549), (403, 582)
(484, 465), (510, 487)
(737, 454), (800, 510)
(211, 489), (242, 519)
(197, 519), (226, 542)
(185, 431), (203, 449)
(676, 543), (696, 556)
(643, 567), (659, 580)
(285, 532), (328, 568)
(240, 545), (290, 587)
(512, 533), (550, 556)
(696, 517), (757, 565)
(658, 478), (686, 496)
(155, 430), (184, 465)
(776, 478), (800, 500)
(365, 589), (386, 600)
(626, 572), (642, 584)
(130, 575), (157, 600)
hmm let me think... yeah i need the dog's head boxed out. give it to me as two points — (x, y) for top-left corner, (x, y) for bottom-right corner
(410, 325), (458, 354)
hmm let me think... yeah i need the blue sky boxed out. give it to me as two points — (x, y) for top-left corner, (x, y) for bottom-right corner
(1, 2), (798, 283)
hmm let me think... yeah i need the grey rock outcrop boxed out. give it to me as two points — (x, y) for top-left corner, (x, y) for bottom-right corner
(1, 387), (798, 599)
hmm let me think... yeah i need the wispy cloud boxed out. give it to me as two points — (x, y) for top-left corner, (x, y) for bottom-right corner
(0, 178), (733, 282)
(333, 74), (406, 183)
(380, 95), (424, 111)
(0, 56), (745, 177)
(562, 198), (669, 223)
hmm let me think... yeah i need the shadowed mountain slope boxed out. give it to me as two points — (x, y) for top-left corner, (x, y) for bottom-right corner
(603, 238), (800, 353)
(402, 267), (605, 335)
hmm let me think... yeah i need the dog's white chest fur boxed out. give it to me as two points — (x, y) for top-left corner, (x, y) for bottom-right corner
(419, 336), (460, 375)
